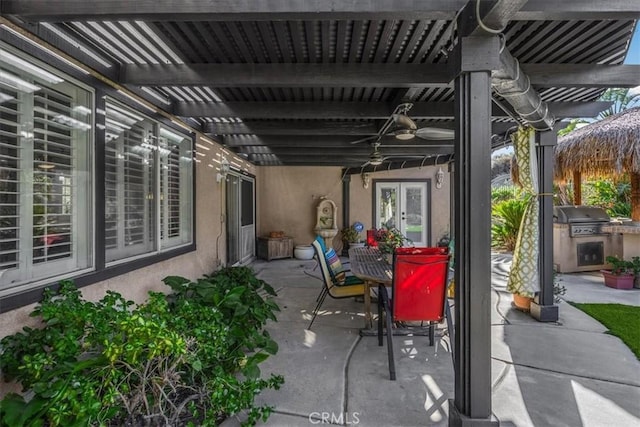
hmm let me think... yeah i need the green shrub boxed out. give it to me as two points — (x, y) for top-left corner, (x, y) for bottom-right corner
(0, 268), (283, 427)
(491, 197), (529, 251)
(584, 179), (631, 218)
(491, 187), (520, 204)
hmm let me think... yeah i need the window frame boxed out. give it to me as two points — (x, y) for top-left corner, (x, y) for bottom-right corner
(0, 42), (197, 312)
(0, 43), (96, 299)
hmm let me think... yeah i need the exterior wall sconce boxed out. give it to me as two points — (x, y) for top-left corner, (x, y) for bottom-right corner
(362, 172), (371, 189)
(216, 156), (230, 183)
(435, 167), (444, 189)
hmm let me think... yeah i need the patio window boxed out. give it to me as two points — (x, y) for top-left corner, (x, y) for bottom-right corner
(0, 47), (93, 293)
(158, 126), (192, 249)
(104, 101), (156, 263)
(104, 101), (192, 264)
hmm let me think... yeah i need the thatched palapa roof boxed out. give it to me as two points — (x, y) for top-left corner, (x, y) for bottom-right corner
(555, 107), (640, 181)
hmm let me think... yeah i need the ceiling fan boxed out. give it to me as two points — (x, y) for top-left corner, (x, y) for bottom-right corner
(350, 103), (455, 145)
(362, 141), (431, 167)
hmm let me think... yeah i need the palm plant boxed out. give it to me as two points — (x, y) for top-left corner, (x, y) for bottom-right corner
(491, 197), (529, 251)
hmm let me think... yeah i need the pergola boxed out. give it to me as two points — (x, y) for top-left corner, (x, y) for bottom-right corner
(2, 1), (639, 425)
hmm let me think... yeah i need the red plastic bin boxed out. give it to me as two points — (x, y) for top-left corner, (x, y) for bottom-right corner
(391, 247), (449, 321)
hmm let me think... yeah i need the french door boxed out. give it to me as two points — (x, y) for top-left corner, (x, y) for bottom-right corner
(374, 181), (430, 247)
(226, 173), (255, 265)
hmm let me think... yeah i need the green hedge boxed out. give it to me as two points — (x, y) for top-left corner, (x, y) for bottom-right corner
(0, 267), (283, 426)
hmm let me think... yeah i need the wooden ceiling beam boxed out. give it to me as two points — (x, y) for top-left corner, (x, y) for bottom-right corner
(5, 0), (638, 21)
(179, 101), (611, 120)
(221, 135), (455, 147)
(121, 63), (452, 87)
(0, 1), (467, 21)
(520, 64), (640, 88)
(207, 121), (380, 136)
(238, 146), (454, 156)
(123, 63), (640, 88)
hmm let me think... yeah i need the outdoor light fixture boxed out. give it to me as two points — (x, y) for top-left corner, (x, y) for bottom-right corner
(435, 166), (444, 189)
(393, 111), (417, 140)
(361, 172), (371, 189)
(217, 156), (230, 183)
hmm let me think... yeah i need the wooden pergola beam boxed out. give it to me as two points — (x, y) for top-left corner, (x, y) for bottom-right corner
(220, 135), (455, 148)
(4, 0), (639, 21)
(121, 63), (452, 88)
(122, 63), (640, 88)
(179, 101), (611, 120)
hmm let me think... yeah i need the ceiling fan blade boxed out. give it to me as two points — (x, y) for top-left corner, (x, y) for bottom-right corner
(349, 135), (378, 145)
(415, 127), (455, 140)
(384, 143), (453, 148)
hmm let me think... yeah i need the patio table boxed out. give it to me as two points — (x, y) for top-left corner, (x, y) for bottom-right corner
(348, 246), (392, 329)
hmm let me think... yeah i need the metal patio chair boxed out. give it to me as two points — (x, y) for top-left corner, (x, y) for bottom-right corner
(307, 239), (365, 330)
(377, 247), (454, 380)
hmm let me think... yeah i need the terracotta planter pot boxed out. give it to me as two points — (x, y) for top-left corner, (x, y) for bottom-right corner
(513, 293), (533, 312)
(601, 270), (635, 290)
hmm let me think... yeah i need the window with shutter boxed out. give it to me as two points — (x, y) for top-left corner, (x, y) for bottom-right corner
(105, 102), (156, 263)
(103, 103), (192, 263)
(159, 127), (192, 249)
(0, 47), (92, 293)
(0, 87), (20, 274)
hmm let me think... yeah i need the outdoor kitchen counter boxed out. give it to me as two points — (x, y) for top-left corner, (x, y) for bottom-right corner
(601, 223), (640, 258)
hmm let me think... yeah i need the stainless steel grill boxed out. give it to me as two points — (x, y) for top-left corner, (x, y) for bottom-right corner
(553, 206), (610, 237)
(553, 206), (622, 273)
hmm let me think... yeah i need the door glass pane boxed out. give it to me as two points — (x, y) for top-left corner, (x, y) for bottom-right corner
(378, 186), (397, 229)
(241, 179), (253, 227)
(404, 186), (424, 244)
(226, 174), (240, 265)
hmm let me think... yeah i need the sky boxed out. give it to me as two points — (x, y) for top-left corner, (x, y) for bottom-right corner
(625, 25), (640, 65)
(625, 25), (640, 98)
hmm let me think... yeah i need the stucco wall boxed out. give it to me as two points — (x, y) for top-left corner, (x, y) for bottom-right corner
(0, 136), (254, 339)
(254, 165), (451, 251)
(256, 166), (344, 248)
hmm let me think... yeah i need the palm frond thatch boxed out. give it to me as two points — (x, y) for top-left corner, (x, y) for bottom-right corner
(555, 106), (640, 181)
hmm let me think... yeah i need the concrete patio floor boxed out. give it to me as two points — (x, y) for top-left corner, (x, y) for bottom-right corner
(224, 254), (640, 426)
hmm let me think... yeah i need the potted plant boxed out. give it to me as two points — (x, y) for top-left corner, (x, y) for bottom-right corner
(341, 224), (364, 248)
(375, 226), (412, 263)
(632, 256), (640, 289)
(602, 255), (635, 289)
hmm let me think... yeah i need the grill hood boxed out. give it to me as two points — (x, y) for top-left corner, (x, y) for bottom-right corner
(553, 206), (610, 224)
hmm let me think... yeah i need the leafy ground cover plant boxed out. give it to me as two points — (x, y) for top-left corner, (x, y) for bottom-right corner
(0, 266), (283, 427)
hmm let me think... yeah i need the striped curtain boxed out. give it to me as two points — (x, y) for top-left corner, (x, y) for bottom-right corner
(507, 127), (540, 297)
